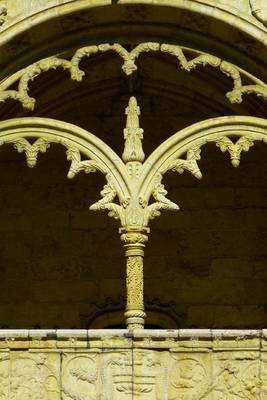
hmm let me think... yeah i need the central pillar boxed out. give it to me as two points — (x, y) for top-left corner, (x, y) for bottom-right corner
(120, 228), (149, 329)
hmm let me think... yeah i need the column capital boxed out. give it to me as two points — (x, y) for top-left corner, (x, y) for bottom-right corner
(119, 227), (150, 247)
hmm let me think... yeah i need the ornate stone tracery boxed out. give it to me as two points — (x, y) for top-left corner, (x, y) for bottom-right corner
(0, 1), (266, 398)
(0, 104), (266, 328)
(1, 42), (267, 111)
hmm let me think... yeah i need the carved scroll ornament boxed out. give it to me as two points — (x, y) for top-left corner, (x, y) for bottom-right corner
(1, 42), (267, 110)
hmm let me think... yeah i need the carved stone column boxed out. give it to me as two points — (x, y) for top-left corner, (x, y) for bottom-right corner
(120, 228), (149, 329)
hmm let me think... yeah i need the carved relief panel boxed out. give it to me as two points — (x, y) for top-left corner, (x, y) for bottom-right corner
(212, 352), (262, 399)
(0, 353), (9, 400)
(102, 351), (162, 400)
(62, 353), (99, 400)
(9, 352), (60, 400)
(168, 353), (213, 400)
(0, 342), (265, 399)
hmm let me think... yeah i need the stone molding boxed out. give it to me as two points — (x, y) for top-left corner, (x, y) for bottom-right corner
(0, 328), (263, 343)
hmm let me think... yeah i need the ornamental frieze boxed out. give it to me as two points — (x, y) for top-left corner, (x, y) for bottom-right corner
(0, 330), (267, 399)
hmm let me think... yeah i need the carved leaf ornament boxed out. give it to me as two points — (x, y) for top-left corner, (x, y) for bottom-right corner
(0, 65), (267, 331)
(1, 42), (267, 110)
(0, 43), (265, 230)
(0, 108), (266, 232)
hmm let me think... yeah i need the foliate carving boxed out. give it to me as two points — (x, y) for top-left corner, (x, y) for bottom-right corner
(98, 42), (160, 75)
(213, 356), (262, 399)
(120, 231), (148, 245)
(0, 42), (159, 110)
(0, 57), (73, 110)
(0, 135), (107, 183)
(144, 146), (202, 220)
(10, 353), (60, 400)
(168, 354), (263, 399)
(122, 96), (145, 163)
(250, 0), (267, 26)
(69, 45), (100, 81)
(0, 129), (120, 229)
(167, 147), (203, 179)
(220, 61), (243, 103)
(161, 43), (221, 71)
(215, 136), (255, 167)
(66, 147), (100, 178)
(161, 44), (267, 104)
(90, 180), (123, 221)
(0, 6), (7, 27)
(1, 42), (267, 110)
(147, 179), (179, 221)
(10, 138), (50, 168)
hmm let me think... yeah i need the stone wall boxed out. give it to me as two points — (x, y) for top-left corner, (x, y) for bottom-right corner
(0, 329), (266, 399)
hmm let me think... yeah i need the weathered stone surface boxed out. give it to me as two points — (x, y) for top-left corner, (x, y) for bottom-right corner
(0, 330), (266, 399)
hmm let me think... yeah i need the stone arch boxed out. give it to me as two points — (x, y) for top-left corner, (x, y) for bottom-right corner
(1, 1), (267, 82)
(0, 117), (130, 204)
(140, 116), (267, 209)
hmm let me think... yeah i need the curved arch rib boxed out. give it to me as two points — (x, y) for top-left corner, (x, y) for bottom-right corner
(0, 117), (130, 220)
(139, 116), (267, 223)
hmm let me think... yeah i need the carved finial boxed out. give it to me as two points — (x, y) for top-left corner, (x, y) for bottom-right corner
(122, 97), (145, 163)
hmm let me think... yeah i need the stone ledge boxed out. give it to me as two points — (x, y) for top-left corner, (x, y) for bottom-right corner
(0, 329), (265, 350)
